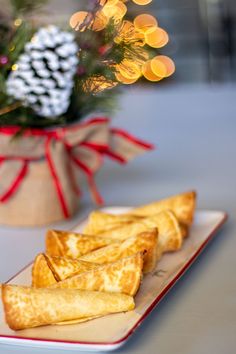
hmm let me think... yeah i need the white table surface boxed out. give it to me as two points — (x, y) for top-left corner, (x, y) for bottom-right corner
(0, 84), (235, 354)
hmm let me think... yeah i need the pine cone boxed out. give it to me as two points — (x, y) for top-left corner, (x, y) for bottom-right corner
(6, 25), (79, 118)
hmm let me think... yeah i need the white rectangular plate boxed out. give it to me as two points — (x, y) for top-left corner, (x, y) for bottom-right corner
(0, 209), (227, 352)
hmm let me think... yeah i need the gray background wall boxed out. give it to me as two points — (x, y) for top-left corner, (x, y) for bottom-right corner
(1, 0), (235, 82)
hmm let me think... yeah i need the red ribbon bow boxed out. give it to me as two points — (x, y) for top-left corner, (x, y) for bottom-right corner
(0, 117), (153, 218)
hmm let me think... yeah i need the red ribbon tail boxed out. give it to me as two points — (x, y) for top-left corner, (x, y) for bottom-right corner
(111, 128), (155, 150)
(0, 161), (28, 203)
(101, 149), (127, 164)
(71, 156), (104, 206)
(88, 175), (104, 206)
(45, 138), (70, 218)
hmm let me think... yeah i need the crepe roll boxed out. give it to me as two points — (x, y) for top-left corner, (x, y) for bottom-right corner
(93, 210), (182, 258)
(51, 252), (143, 296)
(1, 284), (135, 330)
(84, 211), (142, 235)
(131, 190), (196, 227)
(46, 230), (119, 258)
(32, 253), (99, 288)
(80, 229), (158, 273)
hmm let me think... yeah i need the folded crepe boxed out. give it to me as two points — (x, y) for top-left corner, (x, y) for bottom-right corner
(90, 210), (182, 259)
(32, 253), (99, 288)
(80, 229), (158, 273)
(1, 284), (135, 330)
(130, 190), (196, 227)
(32, 253), (57, 288)
(51, 252), (143, 296)
(84, 191), (196, 238)
(84, 211), (143, 235)
(46, 230), (119, 258)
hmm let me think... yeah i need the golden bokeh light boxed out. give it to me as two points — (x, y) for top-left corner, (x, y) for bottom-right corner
(14, 18), (22, 27)
(142, 60), (163, 82)
(151, 55), (175, 77)
(134, 14), (158, 33)
(116, 1), (128, 16)
(99, 0), (119, 5)
(132, 0), (152, 5)
(134, 47), (150, 62)
(115, 72), (139, 84)
(11, 64), (19, 71)
(101, 1), (127, 21)
(69, 2), (175, 87)
(70, 10), (109, 32)
(115, 20), (145, 46)
(145, 27), (169, 48)
(83, 75), (117, 93)
(70, 11), (91, 31)
(115, 20), (135, 43)
(133, 30), (146, 46)
(92, 11), (108, 31)
(118, 59), (142, 80)
(119, 20), (135, 35)
(150, 57), (167, 77)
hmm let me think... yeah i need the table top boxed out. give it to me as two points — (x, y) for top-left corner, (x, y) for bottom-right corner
(0, 84), (235, 354)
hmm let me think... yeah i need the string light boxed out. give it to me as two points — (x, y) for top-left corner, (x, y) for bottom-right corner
(151, 55), (175, 77)
(69, 11), (92, 32)
(83, 75), (117, 93)
(101, 1), (127, 21)
(0, 55), (9, 66)
(117, 59), (142, 80)
(31, 36), (38, 43)
(132, 0), (152, 5)
(11, 64), (18, 71)
(134, 14), (158, 33)
(69, 1), (174, 88)
(115, 72), (139, 84)
(115, 20), (135, 42)
(150, 57), (167, 77)
(99, 0), (119, 5)
(142, 60), (163, 82)
(92, 11), (108, 31)
(115, 20), (145, 46)
(14, 18), (22, 27)
(145, 27), (169, 48)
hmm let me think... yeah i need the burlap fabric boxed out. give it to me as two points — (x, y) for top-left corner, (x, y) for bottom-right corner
(0, 118), (153, 226)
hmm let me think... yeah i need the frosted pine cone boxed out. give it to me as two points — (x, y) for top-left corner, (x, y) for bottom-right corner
(6, 26), (79, 118)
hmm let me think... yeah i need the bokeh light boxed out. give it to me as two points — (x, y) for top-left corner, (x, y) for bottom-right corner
(70, 11), (91, 31)
(151, 55), (175, 77)
(145, 27), (169, 48)
(118, 59), (142, 80)
(115, 72), (139, 84)
(11, 64), (18, 71)
(92, 12), (108, 31)
(132, 0), (152, 5)
(150, 57), (167, 77)
(69, 1), (174, 88)
(101, 1), (127, 22)
(134, 14), (158, 33)
(84, 75), (117, 93)
(14, 18), (22, 27)
(99, 0), (119, 5)
(142, 60), (163, 81)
